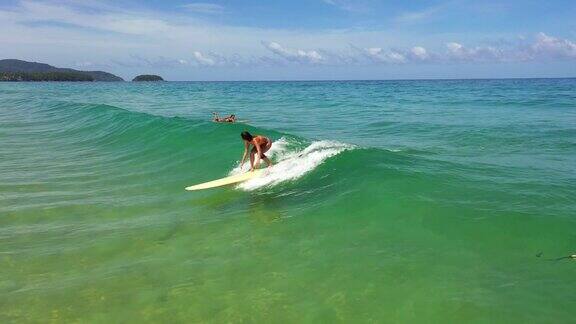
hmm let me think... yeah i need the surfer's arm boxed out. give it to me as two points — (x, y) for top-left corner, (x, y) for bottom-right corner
(240, 142), (249, 166)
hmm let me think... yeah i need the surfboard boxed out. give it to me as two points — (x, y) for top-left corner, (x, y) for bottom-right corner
(185, 169), (264, 191)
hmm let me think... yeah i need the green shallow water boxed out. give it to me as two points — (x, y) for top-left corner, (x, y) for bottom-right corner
(1, 79), (575, 322)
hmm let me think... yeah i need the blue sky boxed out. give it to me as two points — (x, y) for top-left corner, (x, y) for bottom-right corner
(0, 0), (575, 80)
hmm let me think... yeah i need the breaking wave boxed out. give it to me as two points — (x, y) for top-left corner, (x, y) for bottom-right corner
(229, 137), (355, 191)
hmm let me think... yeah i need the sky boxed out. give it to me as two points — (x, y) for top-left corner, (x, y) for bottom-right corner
(0, 0), (575, 80)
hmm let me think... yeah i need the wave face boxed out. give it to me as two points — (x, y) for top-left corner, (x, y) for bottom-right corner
(1, 79), (576, 323)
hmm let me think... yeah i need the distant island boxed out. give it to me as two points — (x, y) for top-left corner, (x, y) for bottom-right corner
(0, 59), (123, 82)
(132, 75), (164, 82)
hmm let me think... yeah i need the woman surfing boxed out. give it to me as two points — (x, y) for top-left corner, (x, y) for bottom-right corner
(240, 131), (273, 171)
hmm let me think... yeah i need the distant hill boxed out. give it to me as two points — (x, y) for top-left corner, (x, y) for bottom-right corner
(132, 74), (164, 82)
(0, 59), (123, 81)
(0, 71), (94, 82)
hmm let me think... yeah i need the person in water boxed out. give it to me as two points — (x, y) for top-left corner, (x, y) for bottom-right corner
(240, 131), (273, 171)
(212, 112), (236, 123)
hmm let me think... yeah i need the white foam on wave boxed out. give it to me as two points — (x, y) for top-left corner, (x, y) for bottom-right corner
(229, 137), (293, 175)
(229, 137), (354, 191)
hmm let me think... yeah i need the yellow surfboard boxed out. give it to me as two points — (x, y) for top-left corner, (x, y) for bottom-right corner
(185, 169), (264, 191)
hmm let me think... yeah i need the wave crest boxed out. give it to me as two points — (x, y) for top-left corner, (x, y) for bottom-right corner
(230, 137), (354, 191)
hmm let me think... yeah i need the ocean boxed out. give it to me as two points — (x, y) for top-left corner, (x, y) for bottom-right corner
(1, 79), (575, 322)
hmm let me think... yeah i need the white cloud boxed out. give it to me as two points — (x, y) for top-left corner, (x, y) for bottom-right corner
(446, 42), (512, 62)
(1, 0), (396, 59)
(17, 0), (172, 35)
(531, 32), (576, 59)
(446, 42), (463, 52)
(72, 33), (576, 68)
(394, 5), (443, 24)
(121, 55), (190, 68)
(182, 3), (225, 15)
(446, 42), (466, 59)
(262, 42), (324, 64)
(188, 51), (253, 67)
(410, 46), (429, 60)
(360, 46), (435, 64)
(358, 33), (576, 65)
(362, 47), (406, 64)
(192, 51), (216, 66)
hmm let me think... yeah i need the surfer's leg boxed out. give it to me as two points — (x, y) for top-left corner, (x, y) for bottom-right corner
(261, 142), (273, 167)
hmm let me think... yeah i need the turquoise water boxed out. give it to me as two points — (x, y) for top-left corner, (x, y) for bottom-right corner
(1, 79), (575, 322)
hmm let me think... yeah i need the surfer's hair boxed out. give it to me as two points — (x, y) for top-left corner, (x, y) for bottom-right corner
(241, 131), (253, 141)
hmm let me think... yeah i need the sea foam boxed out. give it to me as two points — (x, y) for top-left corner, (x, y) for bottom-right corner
(229, 137), (353, 191)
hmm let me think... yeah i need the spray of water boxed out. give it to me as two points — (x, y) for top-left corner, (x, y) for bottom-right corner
(229, 137), (354, 191)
